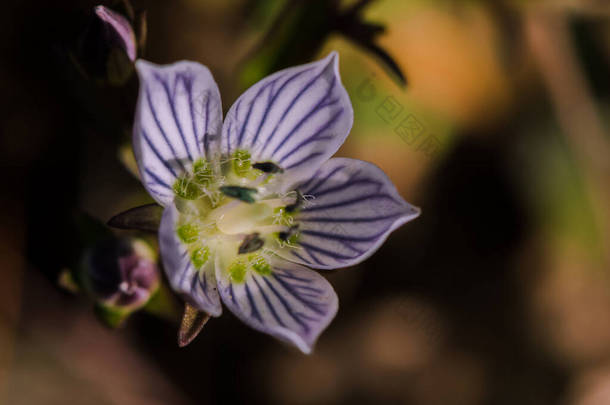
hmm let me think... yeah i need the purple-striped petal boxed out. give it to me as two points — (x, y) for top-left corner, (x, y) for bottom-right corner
(216, 257), (338, 354)
(159, 204), (221, 316)
(133, 60), (223, 206)
(94, 5), (136, 61)
(221, 52), (353, 186)
(283, 158), (420, 269)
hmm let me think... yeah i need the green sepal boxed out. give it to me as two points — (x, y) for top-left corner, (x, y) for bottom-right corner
(178, 303), (210, 347)
(107, 203), (163, 233)
(143, 284), (182, 322)
(57, 268), (80, 293)
(94, 303), (130, 328)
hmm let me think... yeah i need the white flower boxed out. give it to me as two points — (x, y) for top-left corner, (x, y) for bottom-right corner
(132, 52), (420, 353)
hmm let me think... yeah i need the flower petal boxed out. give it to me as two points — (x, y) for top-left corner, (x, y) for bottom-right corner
(133, 60), (223, 205)
(158, 204), (222, 316)
(283, 158), (420, 269)
(221, 52), (353, 186)
(216, 257), (338, 354)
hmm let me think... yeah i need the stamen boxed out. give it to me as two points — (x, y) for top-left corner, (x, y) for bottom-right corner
(279, 224), (299, 241)
(261, 197), (294, 208)
(220, 185), (257, 203)
(252, 161), (284, 174)
(285, 190), (304, 213)
(238, 232), (264, 254)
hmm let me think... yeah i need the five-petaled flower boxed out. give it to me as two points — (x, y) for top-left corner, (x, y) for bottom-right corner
(132, 52), (420, 353)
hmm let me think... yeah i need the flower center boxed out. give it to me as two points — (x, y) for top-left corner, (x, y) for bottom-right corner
(172, 150), (301, 280)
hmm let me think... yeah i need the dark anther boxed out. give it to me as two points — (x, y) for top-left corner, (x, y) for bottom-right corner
(220, 185), (257, 203)
(253, 161), (284, 174)
(279, 225), (299, 241)
(285, 190), (304, 213)
(238, 233), (264, 254)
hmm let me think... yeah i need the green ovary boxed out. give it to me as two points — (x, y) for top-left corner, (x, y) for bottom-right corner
(216, 203), (273, 235)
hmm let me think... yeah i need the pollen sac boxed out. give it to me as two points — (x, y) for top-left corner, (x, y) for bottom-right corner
(238, 232), (265, 254)
(252, 161), (284, 174)
(220, 185), (257, 204)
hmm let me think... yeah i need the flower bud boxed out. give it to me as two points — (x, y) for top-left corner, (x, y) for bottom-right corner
(76, 5), (138, 85)
(83, 237), (159, 325)
(94, 5), (137, 62)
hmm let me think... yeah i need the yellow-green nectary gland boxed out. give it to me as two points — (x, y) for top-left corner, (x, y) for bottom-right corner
(177, 223), (200, 244)
(173, 158), (214, 200)
(173, 177), (203, 200)
(232, 149), (261, 180)
(191, 246), (210, 269)
(229, 255), (271, 283)
(229, 260), (247, 283)
(193, 159), (213, 185)
(251, 255), (272, 275)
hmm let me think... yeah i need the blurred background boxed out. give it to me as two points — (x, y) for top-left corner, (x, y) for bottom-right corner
(2, 0), (610, 404)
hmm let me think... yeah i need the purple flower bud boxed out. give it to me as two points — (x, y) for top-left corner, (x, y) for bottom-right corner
(75, 5), (138, 85)
(85, 237), (159, 312)
(94, 5), (136, 62)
